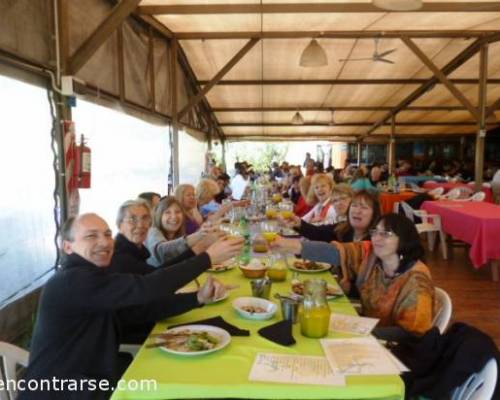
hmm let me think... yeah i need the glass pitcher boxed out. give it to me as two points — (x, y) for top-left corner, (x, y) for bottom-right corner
(300, 279), (331, 338)
(266, 253), (288, 282)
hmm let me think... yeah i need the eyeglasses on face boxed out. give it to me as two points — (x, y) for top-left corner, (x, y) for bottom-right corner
(123, 216), (151, 225)
(369, 229), (396, 239)
(332, 195), (350, 203)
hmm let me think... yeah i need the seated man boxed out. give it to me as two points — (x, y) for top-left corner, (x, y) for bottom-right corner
(19, 213), (242, 400)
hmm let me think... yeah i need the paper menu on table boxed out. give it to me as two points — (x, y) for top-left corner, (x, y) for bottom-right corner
(320, 336), (403, 376)
(249, 353), (346, 386)
(329, 314), (379, 335)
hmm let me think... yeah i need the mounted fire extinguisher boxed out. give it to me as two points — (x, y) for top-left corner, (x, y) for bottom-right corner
(74, 134), (91, 188)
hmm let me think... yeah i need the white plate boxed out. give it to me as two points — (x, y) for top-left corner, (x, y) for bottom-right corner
(206, 291), (230, 305)
(290, 281), (343, 300)
(232, 297), (277, 320)
(207, 258), (237, 273)
(156, 325), (231, 356)
(288, 260), (331, 273)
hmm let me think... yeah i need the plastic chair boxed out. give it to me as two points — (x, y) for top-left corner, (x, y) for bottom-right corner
(428, 187), (445, 197)
(444, 187), (474, 200)
(0, 342), (29, 400)
(432, 287), (452, 334)
(471, 192), (486, 202)
(400, 202), (448, 260)
(451, 358), (498, 400)
(482, 182), (492, 188)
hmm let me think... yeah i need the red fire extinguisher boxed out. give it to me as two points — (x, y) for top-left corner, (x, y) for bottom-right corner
(74, 134), (91, 188)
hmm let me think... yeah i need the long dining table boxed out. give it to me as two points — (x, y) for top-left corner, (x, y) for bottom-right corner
(111, 264), (405, 400)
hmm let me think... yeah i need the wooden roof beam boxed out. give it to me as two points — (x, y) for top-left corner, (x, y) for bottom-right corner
(139, 3), (500, 15)
(401, 36), (479, 121)
(213, 106), (470, 112)
(220, 122), (486, 127)
(361, 36), (486, 139)
(176, 30), (499, 40)
(68, 0), (141, 74)
(178, 38), (260, 120)
(200, 78), (500, 86)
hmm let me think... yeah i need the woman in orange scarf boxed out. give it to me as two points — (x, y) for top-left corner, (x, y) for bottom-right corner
(274, 213), (435, 338)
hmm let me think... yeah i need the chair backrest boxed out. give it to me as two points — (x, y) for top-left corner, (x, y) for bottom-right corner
(452, 358), (498, 400)
(428, 187), (444, 197)
(0, 342), (29, 400)
(446, 187), (473, 200)
(471, 192), (486, 202)
(400, 202), (415, 222)
(432, 287), (452, 334)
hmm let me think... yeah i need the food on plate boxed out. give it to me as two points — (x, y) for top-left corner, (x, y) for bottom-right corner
(208, 258), (236, 272)
(240, 305), (267, 314)
(293, 260), (328, 271)
(157, 329), (219, 352)
(291, 281), (342, 298)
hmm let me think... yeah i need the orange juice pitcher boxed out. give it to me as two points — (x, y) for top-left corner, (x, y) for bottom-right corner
(300, 279), (331, 338)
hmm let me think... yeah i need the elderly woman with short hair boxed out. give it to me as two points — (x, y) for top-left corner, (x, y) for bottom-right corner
(301, 173), (336, 225)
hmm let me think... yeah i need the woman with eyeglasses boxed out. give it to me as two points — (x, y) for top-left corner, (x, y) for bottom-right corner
(284, 190), (379, 243)
(274, 213), (435, 337)
(111, 199), (244, 343)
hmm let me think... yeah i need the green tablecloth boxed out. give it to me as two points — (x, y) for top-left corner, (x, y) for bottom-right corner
(111, 268), (404, 400)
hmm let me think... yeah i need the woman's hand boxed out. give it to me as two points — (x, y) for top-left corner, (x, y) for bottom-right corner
(277, 214), (301, 229)
(270, 236), (302, 254)
(206, 236), (244, 264)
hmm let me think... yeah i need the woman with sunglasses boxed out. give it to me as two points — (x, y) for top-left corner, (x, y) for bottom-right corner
(274, 213), (435, 337)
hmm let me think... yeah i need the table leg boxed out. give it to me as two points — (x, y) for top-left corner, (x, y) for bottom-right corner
(491, 261), (499, 282)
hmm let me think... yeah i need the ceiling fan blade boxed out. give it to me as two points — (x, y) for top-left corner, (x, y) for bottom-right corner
(378, 48), (397, 58)
(376, 58), (395, 64)
(339, 57), (374, 62)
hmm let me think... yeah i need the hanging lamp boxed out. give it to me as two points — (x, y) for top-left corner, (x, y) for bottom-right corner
(328, 109), (336, 126)
(299, 39), (328, 67)
(372, 0), (422, 11)
(291, 111), (305, 125)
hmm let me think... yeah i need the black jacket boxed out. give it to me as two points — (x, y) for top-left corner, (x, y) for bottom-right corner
(19, 251), (210, 400)
(109, 233), (196, 274)
(392, 323), (500, 399)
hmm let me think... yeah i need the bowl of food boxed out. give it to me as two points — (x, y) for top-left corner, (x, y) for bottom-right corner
(240, 258), (268, 278)
(232, 297), (277, 320)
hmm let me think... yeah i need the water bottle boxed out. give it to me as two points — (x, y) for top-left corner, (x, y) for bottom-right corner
(239, 216), (251, 265)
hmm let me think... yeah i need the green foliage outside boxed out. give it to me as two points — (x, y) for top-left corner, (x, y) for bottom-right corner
(226, 142), (289, 172)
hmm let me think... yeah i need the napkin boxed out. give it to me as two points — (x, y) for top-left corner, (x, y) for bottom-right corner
(168, 316), (250, 337)
(258, 320), (296, 346)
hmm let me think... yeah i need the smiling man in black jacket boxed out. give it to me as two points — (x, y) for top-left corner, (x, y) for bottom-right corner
(19, 213), (243, 400)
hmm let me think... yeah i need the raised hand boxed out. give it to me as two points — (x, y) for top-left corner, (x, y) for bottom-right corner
(206, 236), (244, 265)
(197, 275), (226, 304)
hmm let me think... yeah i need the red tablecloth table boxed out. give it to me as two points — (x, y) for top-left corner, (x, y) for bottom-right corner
(422, 182), (493, 203)
(422, 200), (500, 280)
(379, 191), (417, 214)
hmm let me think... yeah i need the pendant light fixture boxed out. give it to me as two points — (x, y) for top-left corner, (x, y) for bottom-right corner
(291, 110), (305, 125)
(328, 109), (336, 126)
(299, 39), (328, 67)
(372, 0), (422, 11)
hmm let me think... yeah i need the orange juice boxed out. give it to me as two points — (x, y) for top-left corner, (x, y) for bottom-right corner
(300, 305), (331, 338)
(280, 210), (294, 220)
(265, 209), (278, 219)
(272, 194), (282, 204)
(267, 267), (287, 282)
(262, 231), (278, 243)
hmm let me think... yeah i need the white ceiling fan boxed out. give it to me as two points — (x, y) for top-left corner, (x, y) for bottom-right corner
(339, 38), (397, 64)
